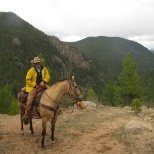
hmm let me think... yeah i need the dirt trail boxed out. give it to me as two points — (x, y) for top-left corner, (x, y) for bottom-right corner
(1, 106), (154, 154)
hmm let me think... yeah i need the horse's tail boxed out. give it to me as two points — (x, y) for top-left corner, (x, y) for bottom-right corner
(17, 90), (28, 104)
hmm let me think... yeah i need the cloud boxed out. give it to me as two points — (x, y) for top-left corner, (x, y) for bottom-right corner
(129, 35), (154, 49)
(1, 0), (154, 49)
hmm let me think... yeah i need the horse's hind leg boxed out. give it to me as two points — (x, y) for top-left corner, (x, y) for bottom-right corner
(20, 117), (24, 135)
(41, 117), (48, 149)
(19, 106), (25, 135)
(30, 120), (34, 135)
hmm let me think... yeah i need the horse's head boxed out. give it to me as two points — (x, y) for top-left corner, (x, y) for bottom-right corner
(67, 75), (83, 102)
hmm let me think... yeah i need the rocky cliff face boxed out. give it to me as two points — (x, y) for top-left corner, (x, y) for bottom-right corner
(49, 36), (90, 69)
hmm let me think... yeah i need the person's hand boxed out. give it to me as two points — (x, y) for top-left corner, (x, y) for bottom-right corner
(39, 81), (45, 87)
(36, 85), (39, 89)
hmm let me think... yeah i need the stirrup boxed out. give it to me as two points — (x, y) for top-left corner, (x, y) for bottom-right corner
(22, 113), (31, 121)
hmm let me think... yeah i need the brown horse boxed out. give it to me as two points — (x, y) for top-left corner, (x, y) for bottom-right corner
(18, 75), (82, 148)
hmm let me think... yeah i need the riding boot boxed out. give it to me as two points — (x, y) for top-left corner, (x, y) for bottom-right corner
(22, 88), (36, 121)
(22, 99), (33, 121)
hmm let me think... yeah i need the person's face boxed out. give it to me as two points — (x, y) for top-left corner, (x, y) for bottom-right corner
(34, 62), (41, 68)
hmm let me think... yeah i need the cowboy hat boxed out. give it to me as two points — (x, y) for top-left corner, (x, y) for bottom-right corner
(31, 56), (40, 63)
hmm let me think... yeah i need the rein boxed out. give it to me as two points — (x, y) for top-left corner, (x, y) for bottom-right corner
(40, 103), (59, 118)
(44, 90), (59, 104)
(43, 79), (81, 104)
(35, 90), (59, 118)
(67, 80), (82, 102)
(38, 79), (81, 115)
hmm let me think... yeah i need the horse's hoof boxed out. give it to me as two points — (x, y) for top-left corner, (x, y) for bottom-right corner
(51, 140), (55, 144)
(24, 120), (29, 125)
(20, 129), (24, 136)
(41, 145), (46, 150)
(31, 131), (34, 135)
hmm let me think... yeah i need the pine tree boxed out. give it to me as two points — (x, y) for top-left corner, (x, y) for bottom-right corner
(39, 53), (52, 85)
(0, 84), (16, 114)
(86, 87), (96, 102)
(118, 53), (143, 105)
(103, 81), (122, 106)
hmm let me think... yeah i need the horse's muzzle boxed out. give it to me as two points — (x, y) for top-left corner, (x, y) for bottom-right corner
(77, 94), (83, 102)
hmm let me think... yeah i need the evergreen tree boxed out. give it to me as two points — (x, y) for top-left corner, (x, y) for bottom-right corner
(9, 97), (19, 115)
(130, 98), (142, 113)
(103, 81), (122, 106)
(39, 53), (52, 85)
(144, 68), (154, 106)
(118, 53), (143, 105)
(0, 84), (16, 114)
(61, 95), (74, 108)
(86, 87), (96, 102)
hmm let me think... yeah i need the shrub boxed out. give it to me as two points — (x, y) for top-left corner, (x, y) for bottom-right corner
(130, 98), (142, 113)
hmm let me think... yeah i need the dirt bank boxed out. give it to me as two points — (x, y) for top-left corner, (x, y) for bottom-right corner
(1, 106), (154, 154)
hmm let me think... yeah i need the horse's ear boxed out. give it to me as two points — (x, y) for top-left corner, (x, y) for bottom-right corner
(70, 75), (75, 81)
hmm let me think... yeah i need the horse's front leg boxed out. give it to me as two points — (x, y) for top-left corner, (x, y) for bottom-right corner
(41, 117), (48, 149)
(51, 123), (55, 142)
(51, 113), (59, 142)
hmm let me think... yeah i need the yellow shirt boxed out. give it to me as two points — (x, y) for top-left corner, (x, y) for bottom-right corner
(25, 66), (50, 92)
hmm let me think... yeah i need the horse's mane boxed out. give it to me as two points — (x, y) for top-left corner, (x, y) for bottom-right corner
(47, 78), (69, 87)
(50, 76), (74, 87)
(51, 78), (69, 86)
(58, 78), (69, 82)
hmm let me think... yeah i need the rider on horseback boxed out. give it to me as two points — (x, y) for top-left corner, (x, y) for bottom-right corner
(22, 56), (50, 121)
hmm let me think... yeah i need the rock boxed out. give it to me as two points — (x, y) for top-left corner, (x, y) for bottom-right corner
(137, 112), (145, 117)
(124, 120), (153, 132)
(82, 101), (97, 108)
(76, 102), (86, 109)
(123, 106), (131, 110)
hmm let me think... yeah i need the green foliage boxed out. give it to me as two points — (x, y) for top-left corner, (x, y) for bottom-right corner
(39, 53), (47, 66)
(67, 36), (154, 78)
(86, 87), (96, 102)
(61, 95), (74, 107)
(0, 84), (16, 114)
(143, 68), (154, 106)
(9, 98), (19, 115)
(0, 12), (105, 100)
(38, 53), (52, 85)
(118, 53), (143, 105)
(103, 81), (122, 106)
(130, 98), (142, 113)
(0, 12), (154, 110)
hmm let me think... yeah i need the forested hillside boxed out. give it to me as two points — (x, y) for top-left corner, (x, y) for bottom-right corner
(0, 12), (154, 115)
(67, 36), (154, 78)
(0, 12), (105, 99)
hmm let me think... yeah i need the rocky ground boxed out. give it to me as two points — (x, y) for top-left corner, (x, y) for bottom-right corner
(1, 106), (154, 154)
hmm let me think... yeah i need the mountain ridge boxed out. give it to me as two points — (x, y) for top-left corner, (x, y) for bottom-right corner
(0, 12), (105, 98)
(66, 36), (154, 77)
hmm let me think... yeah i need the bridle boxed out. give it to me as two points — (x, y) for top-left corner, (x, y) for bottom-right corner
(37, 78), (82, 118)
(67, 79), (82, 102)
(43, 78), (82, 104)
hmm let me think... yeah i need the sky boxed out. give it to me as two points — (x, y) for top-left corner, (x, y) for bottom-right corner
(1, 0), (154, 50)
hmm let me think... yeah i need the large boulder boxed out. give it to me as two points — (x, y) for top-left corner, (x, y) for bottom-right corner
(76, 101), (86, 109)
(82, 101), (97, 108)
(124, 120), (152, 133)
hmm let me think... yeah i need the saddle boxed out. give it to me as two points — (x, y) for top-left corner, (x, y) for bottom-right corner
(18, 87), (45, 105)
(18, 90), (28, 103)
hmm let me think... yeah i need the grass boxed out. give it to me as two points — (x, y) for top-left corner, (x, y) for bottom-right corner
(56, 110), (99, 134)
(55, 107), (129, 136)
(0, 140), (16, 153)
(0, 121), (2, 134)
(110, 130), (123, 143)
